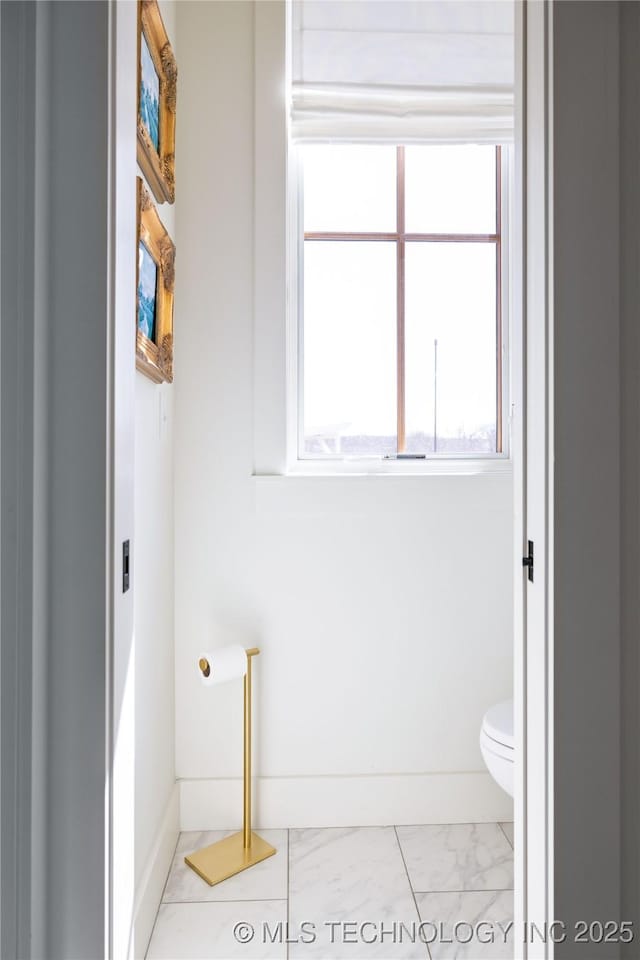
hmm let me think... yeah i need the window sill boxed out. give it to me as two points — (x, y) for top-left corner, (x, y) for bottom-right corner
(254, 457), (513, 480)
(252, 459), (512, 515)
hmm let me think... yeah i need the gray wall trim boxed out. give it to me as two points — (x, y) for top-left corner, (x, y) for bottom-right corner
(45, 2), (111, 957)
(1, 3), (37, 957)
(31, 3), (52, 955)
(552, 2), (621, 954)
(619, 1), (640, 951)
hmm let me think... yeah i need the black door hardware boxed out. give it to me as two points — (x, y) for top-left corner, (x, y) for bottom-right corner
(522, 540), (534, 582)
(123, 539), (130, 593)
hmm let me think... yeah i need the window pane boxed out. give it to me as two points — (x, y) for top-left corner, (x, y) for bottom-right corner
(303, 241), (396, 456)
(405, 243), (497, 453)
(302, 145), (397, 233)
(405, 146), (497, 234)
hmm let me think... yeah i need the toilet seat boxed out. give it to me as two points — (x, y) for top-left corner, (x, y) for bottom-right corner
(480, 728), (514, 763)
(481, 699), (513, 750)
(480, 699), (514, 798)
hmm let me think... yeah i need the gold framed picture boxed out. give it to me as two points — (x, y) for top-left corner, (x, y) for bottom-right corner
(137, 0), (177, 204)
(136, 178), (175, 383)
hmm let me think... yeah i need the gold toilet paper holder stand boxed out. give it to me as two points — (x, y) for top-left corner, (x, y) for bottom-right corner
(184, 647), (276, 886)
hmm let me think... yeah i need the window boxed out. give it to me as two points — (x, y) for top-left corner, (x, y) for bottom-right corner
(296, 143), (507, 462)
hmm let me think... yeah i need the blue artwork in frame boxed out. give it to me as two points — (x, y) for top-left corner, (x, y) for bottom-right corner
(140, 32), (160, 152)
(136, 177), (175, 383)
(137, 241), (158, 342)
(137, 0), (176, 204)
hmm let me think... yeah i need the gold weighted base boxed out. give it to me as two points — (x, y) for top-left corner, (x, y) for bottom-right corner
(184, 831), (276, 886)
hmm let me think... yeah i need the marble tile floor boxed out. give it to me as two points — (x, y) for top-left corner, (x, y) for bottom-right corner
(147, 822), (514, 960)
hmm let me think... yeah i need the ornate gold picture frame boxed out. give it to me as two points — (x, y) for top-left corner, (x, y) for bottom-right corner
(137, 0), (177, 204)
(136, 178), (175, 383)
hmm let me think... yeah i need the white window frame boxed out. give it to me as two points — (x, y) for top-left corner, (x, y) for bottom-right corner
(285, 142), (513, 476)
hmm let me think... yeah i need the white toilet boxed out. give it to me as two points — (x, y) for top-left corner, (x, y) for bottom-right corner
(480, 699), (514, 798)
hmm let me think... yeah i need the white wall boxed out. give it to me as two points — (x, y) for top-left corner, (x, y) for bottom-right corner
(133, 0), (178, 954)
(174, 0), (513, 829)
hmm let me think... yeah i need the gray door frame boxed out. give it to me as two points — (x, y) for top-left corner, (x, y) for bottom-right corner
(1, 2), (114, 957)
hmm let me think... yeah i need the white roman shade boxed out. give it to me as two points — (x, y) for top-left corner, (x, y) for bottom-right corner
(290, 0), (514, 144)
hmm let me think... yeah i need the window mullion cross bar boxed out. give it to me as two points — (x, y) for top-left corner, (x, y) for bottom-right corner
(397, 145), (406, 454)
(495, 144), (503, 454)
(303, 232), (498, 242)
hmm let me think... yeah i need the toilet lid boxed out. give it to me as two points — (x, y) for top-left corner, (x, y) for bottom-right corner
(482, 700), (514, 749)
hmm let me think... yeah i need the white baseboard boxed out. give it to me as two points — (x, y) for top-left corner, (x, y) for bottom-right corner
(179, 772), (513, 830)
(132, 784), (180, 960)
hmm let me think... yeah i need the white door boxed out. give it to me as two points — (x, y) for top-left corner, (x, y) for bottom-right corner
(514, 2), (554, 958)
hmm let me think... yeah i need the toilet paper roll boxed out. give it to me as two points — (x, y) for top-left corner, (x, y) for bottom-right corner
(198, 645), (247, 687)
